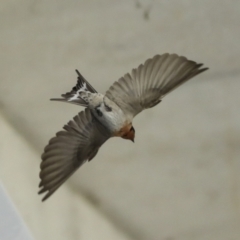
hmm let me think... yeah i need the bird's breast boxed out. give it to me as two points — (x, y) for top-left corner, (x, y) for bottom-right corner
(113, 123), (132, 137)
(91, 102), (129, 135)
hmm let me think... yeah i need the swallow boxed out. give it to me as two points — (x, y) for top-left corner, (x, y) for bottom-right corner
(39, 53), (208, 201)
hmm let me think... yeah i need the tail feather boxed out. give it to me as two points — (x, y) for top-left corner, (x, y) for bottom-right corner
(51, 69), (97, 106)
(73, 70), (97, 94)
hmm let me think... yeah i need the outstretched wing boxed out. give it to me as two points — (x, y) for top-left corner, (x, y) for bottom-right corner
(51, 70), (97, 106)
(105, 53), (208, 119)
(39, 108), (110, 201)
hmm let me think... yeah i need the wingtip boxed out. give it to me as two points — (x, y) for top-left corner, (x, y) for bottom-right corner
(41, 195), (48, 202)
(38, 188), (49, 202)
(200, 67), (209, 72)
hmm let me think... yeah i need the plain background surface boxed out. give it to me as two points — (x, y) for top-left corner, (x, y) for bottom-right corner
(1, 0), (240, 239)
(0, 184), (33, 240)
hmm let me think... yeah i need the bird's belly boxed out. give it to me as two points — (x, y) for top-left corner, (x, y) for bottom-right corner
(101, 111), (127, 133)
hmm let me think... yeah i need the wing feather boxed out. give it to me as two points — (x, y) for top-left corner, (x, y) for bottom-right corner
(39, 108), (110, 201)
(105, 53), (208, 118)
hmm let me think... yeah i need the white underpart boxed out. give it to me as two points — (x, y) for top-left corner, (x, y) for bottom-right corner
(94, 102), (127, 133)
(68, 82), (88, 101)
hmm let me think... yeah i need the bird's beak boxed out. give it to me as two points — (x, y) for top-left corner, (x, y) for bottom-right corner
(131, 139), (134, 143)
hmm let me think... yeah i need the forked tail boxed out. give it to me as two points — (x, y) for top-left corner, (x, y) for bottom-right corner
(51, 70), (98, 106)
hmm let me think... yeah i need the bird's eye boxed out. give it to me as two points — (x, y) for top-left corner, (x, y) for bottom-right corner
(130, 126), (135, 132)
(104, 103), (112, 112)
(96, 108), (103, 117)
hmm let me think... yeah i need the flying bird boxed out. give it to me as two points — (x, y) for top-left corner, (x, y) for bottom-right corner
(39, 53), (208, 201)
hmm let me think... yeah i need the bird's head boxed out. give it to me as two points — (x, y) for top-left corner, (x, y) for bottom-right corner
(122, 126), (135, 142)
